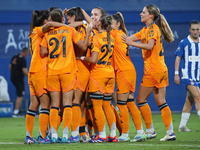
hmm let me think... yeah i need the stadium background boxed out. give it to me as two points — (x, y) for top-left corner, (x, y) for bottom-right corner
(0, 0), (200, 112)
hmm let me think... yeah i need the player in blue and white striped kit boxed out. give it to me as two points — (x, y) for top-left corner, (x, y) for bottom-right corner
(174, 20), (200, 132)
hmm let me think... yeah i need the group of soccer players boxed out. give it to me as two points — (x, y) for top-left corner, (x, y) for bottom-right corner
(25, 4), (177, 144)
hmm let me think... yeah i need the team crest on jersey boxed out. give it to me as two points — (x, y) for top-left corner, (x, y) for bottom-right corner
(190, 80), (194, 85)
(176, 46), (180, 52)
(148, 30), (154, 37)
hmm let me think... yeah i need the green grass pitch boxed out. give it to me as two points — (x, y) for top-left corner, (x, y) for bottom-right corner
(0, 113), (199, 150)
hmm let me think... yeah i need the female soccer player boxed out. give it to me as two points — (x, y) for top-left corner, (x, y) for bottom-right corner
(40, 8), (92, 143)
(122, 4), (176, 141)
(26, 9), (68, 144)
(78, 15), (117, 142)
(65, 7), (93, 143)
(111, 12), (146, 142)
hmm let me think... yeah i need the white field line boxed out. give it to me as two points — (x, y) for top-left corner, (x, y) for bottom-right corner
(0, 142), (24, 144)
(0, 142), (200, 148)
(93, 143), (200, 147)
(128, 143), (200, 147)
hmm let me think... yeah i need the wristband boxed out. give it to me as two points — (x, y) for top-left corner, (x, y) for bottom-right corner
(80, 56), (85, 60)
(175, 71), (179, 75)
(83, 20), (87, 25)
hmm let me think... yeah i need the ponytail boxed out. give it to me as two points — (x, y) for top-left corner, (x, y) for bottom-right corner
(146, 4), (174, 43)
(29, 10), (49, 36)
(107, 22), (112, 53)
(116, 12), (127, 35)
(101, 15), (112, 52)
(157, 14), (174, 43)
(29, 10), (38, 35)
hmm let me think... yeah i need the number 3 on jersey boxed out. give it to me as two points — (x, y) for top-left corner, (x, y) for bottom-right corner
(97, 44), (114, 65)
(49, 36), (66, 59)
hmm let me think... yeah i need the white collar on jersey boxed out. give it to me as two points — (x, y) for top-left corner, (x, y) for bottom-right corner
(187, 35), (200, 43)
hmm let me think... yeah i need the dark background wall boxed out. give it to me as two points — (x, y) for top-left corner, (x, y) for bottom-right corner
(1, 0), (200, 112)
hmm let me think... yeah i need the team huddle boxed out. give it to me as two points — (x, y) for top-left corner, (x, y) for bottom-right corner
(25, 4), (178, 144)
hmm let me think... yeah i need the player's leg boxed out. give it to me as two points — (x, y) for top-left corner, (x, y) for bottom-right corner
(153, 87), (176, 141)
(179, 90), (194, 132)
(137, 86), (155, 137)
(187, 85), (200, 118)
(127, 93), (146, 142)
(70, 88), (83, 143)
(25, 95), (39, 144)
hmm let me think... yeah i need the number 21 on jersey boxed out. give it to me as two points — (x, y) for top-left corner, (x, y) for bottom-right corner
(49, 36), (66, 59)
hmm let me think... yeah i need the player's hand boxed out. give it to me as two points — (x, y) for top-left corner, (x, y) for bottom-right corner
(86, 22), (93, 33)
(63, 8), (69, 16)
(174, 74), (180, 85)
(121, 34), (133, 45)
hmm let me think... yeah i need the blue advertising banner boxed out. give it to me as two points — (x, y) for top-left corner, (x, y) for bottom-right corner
(0, 23), (194, 111)
(0, 24), (30, 58)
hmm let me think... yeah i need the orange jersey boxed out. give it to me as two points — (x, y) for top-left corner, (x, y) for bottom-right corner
(74, 25), (93, 56)
(85, 29), (98, 58)
(29, 26), (47, 73)
(93, 29), (99, 36)
(41, 26), (81, 76)
(74, 25), (87, 56)
(75, 25), (91, 71)
(134, 23), (167, 73)
(90, 32), (115, 77)
(111, 29), (135, 71)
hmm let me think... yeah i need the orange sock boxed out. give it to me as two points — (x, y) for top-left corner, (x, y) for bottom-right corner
(111, 105), (122, 134)
(87, 119), (93, 136)
(56, 111), (63, 131)
(138, 102), (152, 129)
(103, 96), (116, 131)
(90, 94), (105, 132)
(159, 103), (173, 130)
(127, 99), (142, 130)
(63, 105), (72, 136)
(79, 117), (86, 136)
(71, 104), (81, 132)
(117, 100), (129, 134)
(39, 109), (49, 139)
(87, 105), (97, 134)
(85, 107), (89, 126)
(26, 109), (36, 138)
(50, 107), (59, 133)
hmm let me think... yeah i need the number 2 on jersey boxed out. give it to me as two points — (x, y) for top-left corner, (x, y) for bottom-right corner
(159, 36), (164, 56)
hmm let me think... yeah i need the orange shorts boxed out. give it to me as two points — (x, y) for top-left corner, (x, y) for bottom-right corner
(76, 66), (90, 92)
(141, 70), (169, 88)
(87, 75), (115, 94)
(47, 73), (76, 92)
(28, 70), (48, 97)
(76, 73), (90, 92)
(116, 69), (136, 94)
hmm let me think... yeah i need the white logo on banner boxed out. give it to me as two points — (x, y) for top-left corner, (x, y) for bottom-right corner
(5, 29), (29, 53)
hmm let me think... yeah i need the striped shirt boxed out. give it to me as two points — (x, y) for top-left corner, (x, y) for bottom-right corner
(175, 35), (200, 81)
